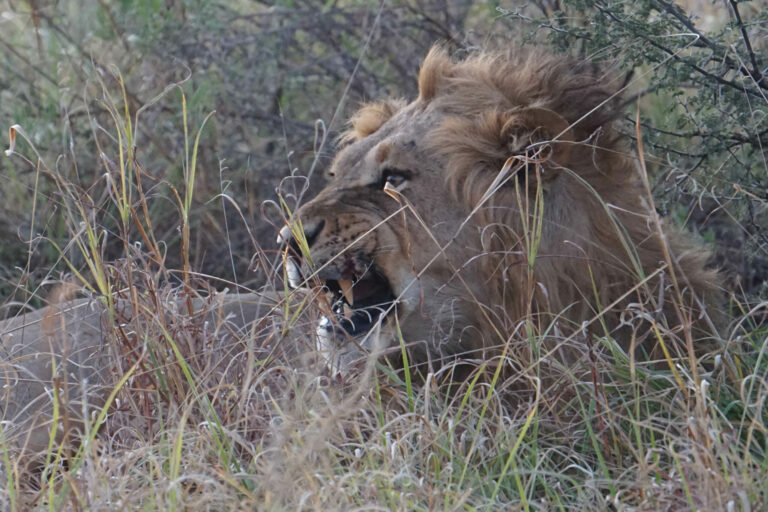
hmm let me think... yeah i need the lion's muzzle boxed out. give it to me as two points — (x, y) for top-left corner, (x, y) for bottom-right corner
(277, 219), (398, 361)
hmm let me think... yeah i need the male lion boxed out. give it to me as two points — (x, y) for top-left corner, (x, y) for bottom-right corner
(1, 45), (723, 470)
(280, 46), (722, 374)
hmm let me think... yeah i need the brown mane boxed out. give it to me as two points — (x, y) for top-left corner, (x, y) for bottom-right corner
(418, 47), (720, 344)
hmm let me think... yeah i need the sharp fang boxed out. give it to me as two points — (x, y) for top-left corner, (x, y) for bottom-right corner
(339, 279), (354, 305)
(286, 258), (302, 289)
(277, 225), (292, 245)
(316, 316), (333, 354)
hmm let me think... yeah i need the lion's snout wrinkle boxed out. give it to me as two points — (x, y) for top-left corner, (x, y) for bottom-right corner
(278, 219), (325, 253)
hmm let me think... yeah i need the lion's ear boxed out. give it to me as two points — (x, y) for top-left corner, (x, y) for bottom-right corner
(500, 107), (574, 169)
(432, 107), (576, 192)
(339, 98), (407, 145)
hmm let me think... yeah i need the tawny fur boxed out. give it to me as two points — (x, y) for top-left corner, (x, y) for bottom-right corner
(340, 98), (407, 145)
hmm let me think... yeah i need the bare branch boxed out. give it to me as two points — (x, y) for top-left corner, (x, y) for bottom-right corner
(727, 0), (765, 88)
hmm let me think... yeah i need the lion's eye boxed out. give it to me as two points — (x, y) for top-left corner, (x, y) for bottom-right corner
(385, 174), (406, 187)
(380, 169), (411, 190)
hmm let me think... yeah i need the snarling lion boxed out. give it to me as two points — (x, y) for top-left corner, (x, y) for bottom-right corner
(281, 46), (722, 374)
(1, 46), (724, 465)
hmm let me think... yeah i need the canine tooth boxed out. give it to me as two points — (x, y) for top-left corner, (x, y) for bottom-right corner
(339, 279), (354, 305)
(277, 225), (292, 245)
(286, 258), (302, 289)
(316, 316), (333, 351)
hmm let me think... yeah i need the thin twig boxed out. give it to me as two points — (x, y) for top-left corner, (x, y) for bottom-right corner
(654, 0), (720, 52)
(727, 0), (765, 87)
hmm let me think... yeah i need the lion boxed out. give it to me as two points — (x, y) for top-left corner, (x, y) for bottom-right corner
(1, 45), (725, 470)
(0, 291), (276, 469)
(280, 46), (723, 375)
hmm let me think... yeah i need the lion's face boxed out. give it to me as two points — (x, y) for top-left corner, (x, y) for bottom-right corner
(283, 102), (487, 372)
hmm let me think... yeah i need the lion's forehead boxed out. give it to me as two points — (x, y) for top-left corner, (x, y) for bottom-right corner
(332, 104), (441, 177)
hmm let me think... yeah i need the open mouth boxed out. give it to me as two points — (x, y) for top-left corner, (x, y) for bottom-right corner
(281, 246), (397, 338)
(323, 270), (397, 337)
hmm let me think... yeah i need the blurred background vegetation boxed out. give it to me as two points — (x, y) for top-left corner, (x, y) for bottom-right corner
(0, 0), (766, 311)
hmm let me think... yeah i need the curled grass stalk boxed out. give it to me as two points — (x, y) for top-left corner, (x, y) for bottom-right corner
(96, 69), (134, 227)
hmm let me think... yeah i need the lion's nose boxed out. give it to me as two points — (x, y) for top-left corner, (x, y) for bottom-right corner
(277, 219), (325, 289)
(276, 219), (325, 255)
